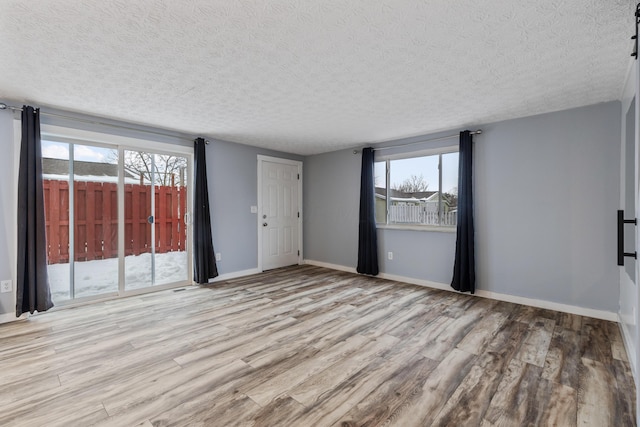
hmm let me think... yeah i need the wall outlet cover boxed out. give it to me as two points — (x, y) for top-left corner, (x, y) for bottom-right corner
(0, 280), (11, 293)
(215, 253), (222, 261)
(250, 206), (258, 213)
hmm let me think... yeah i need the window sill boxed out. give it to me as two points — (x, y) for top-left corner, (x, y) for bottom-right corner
(376, 224), (456, 233)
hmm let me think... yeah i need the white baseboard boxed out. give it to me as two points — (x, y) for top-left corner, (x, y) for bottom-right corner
(303, 259), (617, 322)
(0, 312), (16, 324)
(618, 312), (637, 380)
(304, 259), (357, 274)
(0, 312), (27, 325)
(207, 268), (261, 283)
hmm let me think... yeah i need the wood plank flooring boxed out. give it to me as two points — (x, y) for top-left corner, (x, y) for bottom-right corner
(0, 265), (635, 426)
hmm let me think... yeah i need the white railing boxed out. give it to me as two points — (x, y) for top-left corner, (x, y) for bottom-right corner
(389, 204), (457, 226)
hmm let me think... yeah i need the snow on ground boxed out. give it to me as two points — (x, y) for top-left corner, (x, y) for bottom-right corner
(48, 251), (188, 302)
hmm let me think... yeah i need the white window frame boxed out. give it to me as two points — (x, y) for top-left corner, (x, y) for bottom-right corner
(375, 145), (458, 232)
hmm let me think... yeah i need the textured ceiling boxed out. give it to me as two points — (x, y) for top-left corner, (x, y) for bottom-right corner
(0, 1), (635, 155)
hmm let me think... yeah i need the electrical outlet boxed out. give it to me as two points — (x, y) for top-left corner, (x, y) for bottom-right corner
(387, 252), (393, 260)
(215, 253), (222, 261)
(250, 206), (258, 213)
(0, 280), (11, 293)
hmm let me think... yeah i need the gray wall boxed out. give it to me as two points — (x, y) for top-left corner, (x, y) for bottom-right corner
(0, 105), (301, 318)
(476, 102), (620, 311)
(35, 107), (304, 275)
(0, 101), (622, 315)
(0, 109), (15, 316)
(304, 147), (361, 268)
(304, 102), (621, 312)
(207, 138), (302, 275)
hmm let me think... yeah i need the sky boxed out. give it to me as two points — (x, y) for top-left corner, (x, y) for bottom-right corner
(375, 152), (459, 193)
(42, 140), (117, 163)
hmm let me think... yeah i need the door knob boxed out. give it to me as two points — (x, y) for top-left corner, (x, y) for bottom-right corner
(263, 222), (268, 227)
(263, 214), (267, 219)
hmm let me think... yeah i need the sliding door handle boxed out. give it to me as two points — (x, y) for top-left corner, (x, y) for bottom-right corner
(618, 210), (637, 266)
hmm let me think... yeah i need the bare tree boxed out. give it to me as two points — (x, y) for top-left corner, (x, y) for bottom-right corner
(117, 151), (187, 186)
(392, 174), (429, 193)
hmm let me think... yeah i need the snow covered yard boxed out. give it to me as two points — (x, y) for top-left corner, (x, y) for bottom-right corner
(47, 251), (188, 302)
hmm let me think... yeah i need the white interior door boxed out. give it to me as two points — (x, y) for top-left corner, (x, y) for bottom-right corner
(259, 157), (301, 271)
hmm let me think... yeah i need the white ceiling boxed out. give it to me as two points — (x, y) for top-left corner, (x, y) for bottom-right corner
(0, 1), (635, 155)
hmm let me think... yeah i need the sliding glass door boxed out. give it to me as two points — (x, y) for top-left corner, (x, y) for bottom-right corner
(124, 150), (189, 291)
(42, 139), (191, 304)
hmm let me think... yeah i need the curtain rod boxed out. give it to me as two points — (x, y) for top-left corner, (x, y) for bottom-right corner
(351, 129), (483, 153)
(364, 129), (482, 153)
(0, 102), (208, 144)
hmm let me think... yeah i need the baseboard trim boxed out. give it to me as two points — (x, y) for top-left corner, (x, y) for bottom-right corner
(303, 259), (357, 274)
(0, 312), (27, 325)
(303, 259), (617, 322)
(618, 312), (637, 380)
(207, 268), (262, 283)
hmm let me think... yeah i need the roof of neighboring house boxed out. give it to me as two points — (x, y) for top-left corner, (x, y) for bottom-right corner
(375, 187), (457, 208)
(42, 157), (136, 179)
(375, 187), (436, 200)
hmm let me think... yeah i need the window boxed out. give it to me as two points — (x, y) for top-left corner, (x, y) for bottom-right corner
(375, 148), (458, 227)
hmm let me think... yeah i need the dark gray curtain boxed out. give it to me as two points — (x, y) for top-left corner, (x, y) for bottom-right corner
(193, 138), (218, 284)
(451, 130), (476, 293)
(16, 106), (53, 316)
(357, 147), (379, 275)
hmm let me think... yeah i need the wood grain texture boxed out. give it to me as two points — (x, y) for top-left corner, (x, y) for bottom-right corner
(0, 265), (634, 426)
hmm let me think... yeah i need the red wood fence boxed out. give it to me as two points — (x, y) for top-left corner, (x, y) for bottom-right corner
(43, 180), (187, 264)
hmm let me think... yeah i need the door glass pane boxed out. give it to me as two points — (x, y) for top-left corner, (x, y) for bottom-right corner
(73, 145), (119, 298)
(154, 154), (189, 286)
(124, 150), (153, 290)
(42, 141), (71, 302)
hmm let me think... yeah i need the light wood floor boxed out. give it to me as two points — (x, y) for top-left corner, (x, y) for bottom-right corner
(0, 265), (635, 426)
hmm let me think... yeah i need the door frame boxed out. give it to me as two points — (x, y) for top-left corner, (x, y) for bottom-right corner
(119, 146), (193, 295)
(257, 155), (303, 272)
(40, 124), (194, 305)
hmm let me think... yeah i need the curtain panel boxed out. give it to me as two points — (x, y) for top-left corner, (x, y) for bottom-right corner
(451, 130), (476, 293)
(16, 106), (54, 316)
(193, 138), (218, 284)
(357, 147), (379, 276)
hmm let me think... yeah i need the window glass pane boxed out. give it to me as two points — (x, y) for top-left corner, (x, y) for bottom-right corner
(442, 152), (459, 226)
(374, 161), (386, 223)
(154, 154), (189, 286)
(389, 155), (439, 225)
(42, 141), (71, 302)
(73, 144), (119, 298)
(124, 150), (153, 291)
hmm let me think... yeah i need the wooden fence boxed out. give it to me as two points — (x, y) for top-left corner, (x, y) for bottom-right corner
(43, 180), (187, 264)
